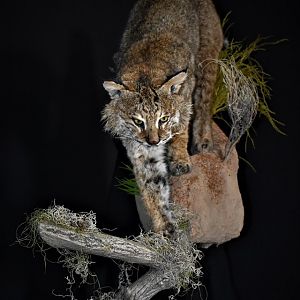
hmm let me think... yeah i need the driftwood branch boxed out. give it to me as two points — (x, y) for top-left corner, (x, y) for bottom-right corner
(117, 269), (174, 300)
(38, 221), (159, 268)
(38, 220), (191, 299)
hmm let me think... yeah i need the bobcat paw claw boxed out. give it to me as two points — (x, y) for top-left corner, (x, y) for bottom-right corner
(163, 222), (176, 237)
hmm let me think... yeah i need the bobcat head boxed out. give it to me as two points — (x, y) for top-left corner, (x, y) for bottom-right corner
(102, 72), (192, 146)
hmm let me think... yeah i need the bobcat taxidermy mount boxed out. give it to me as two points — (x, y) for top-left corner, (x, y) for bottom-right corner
(102, 0), (223, 235)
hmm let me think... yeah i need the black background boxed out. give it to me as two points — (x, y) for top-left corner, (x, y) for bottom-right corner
(3, 0), (299, 299)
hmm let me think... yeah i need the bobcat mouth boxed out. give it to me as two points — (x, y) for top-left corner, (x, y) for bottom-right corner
(151, 134), (173, 146)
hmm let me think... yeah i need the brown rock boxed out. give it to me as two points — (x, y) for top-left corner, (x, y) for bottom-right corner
(171, 123), (244, 246)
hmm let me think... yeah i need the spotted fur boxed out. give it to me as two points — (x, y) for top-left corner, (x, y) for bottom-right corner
(123, 139), (175, 233)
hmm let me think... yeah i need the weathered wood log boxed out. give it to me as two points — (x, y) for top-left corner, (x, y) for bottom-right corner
(38, 220), (193, 299)
(116, 269), (174, 300)
(38, 221), (160, 268)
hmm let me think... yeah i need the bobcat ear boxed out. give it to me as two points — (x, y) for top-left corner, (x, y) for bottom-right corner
(159, 72), (187, 95)
(103, 81), (126, 100)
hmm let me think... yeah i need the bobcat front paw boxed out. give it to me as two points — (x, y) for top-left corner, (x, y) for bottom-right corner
(153, 218), (176, 237)
(169, 159), (191, 176)
(162, 221), (176, 238)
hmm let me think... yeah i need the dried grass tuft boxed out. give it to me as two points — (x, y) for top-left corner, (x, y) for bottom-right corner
(211, 37), (285, 156)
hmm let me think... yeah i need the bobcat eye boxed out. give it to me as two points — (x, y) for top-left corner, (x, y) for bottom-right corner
(159, 116), (169, 123)
(132, 118), (144, 127)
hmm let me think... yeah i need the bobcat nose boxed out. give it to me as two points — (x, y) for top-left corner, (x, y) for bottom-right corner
(146, 136), (160, 145)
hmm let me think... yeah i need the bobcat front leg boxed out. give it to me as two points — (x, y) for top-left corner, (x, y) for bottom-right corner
(123, 139), (175, 235)
(168, 129), (191, 176)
